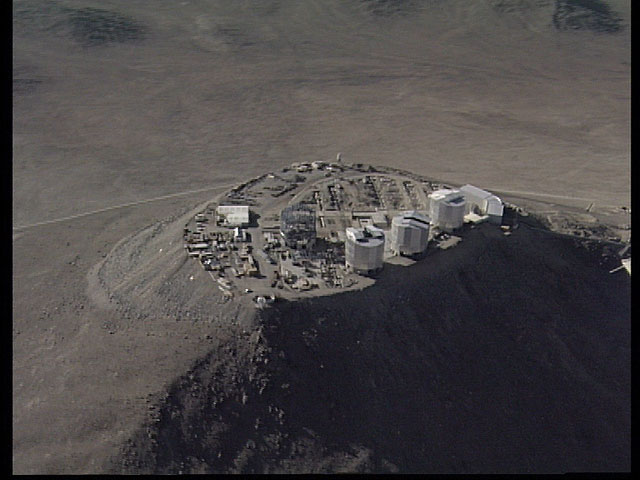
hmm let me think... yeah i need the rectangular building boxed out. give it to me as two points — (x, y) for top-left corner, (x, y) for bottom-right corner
(217, 205), (250, 227)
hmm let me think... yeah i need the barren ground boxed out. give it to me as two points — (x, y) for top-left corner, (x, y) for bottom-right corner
(13, 0), (629, 473)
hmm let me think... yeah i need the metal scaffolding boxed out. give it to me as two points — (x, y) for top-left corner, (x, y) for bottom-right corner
(280, 203), (316, 249)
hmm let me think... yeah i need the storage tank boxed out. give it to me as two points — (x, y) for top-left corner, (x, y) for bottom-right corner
(390, 211), (430, 255)
(345, 225), (385, 274)
(429, 189), (465, 232)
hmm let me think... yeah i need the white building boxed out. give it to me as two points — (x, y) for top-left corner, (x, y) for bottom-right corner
(216, 205), (250, 227)
(345, 225), (385, 274)
(390, 211), (430, 256)
(459, 184), (504, 224)
(233, 227), (249, 242)
(429, 189), (466, 232)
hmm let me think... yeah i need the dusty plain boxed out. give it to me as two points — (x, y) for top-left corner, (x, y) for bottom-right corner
(13, 0), (630, 473)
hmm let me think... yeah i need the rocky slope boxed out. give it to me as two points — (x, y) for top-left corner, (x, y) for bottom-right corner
(108, 222), (630, 473)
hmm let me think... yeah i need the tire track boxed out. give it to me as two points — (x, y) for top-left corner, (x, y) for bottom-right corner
(13, 183), (237, 232)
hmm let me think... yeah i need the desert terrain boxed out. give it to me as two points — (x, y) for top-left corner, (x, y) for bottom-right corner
(13, 0), (630, 473)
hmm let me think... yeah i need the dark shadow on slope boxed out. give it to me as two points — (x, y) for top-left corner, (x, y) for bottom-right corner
(553, 0), (624, 33)
(13, 1), (147, 47)
(359, 0), (426, 17)
(113, 223), (630, 473)
(255, 224), (630, 472)
(66, 7), (147, 47)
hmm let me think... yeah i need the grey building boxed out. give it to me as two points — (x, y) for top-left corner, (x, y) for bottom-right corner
(345, 225), (385, 274)
(390, 211), (430, 256)
(429, 189), (466, 232)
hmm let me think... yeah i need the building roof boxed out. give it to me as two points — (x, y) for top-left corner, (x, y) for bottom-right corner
(346, 226), (384, 246)
(217, 205), (249, 224)
(393, 211), (431, 230)
(371, 211), (388, 225)
(365, 225), (384, 238)
(429, 189), (465, 204)
(460, 185), (503, 211)
(460, 184), (494, 199)
(346, 227), (364, 240)
(217, 205), (249, 213)
(402, 210), (431, 225)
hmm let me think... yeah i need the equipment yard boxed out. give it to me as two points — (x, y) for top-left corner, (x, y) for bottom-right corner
(181, 161), (519, 304)
(180, 159), (631, 308)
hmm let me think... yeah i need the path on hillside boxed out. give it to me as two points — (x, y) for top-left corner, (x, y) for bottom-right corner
(12, 183), (237, 232)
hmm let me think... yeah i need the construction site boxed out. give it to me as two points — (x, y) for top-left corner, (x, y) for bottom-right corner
(181, 159), (519, 306)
